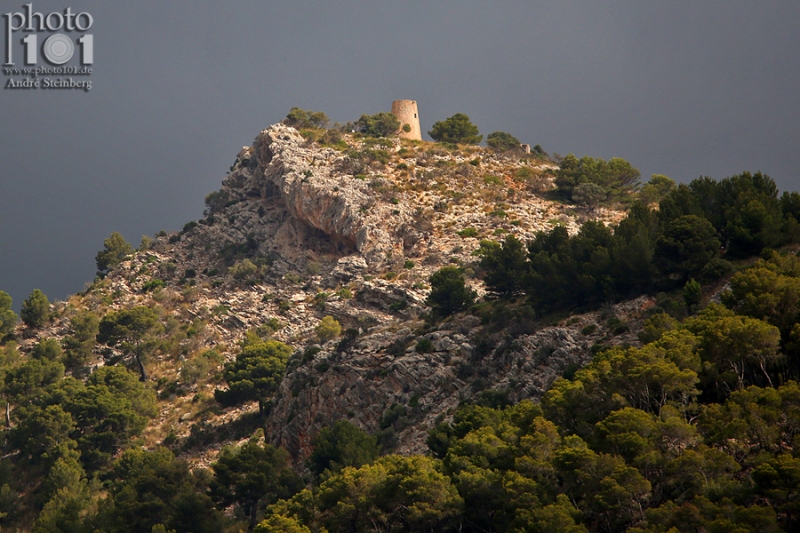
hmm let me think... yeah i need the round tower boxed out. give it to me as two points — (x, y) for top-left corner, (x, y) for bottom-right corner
(391, 100), (422, 141)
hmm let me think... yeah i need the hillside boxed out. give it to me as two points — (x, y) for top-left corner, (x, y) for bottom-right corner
(11, 123), (631, 466)
(4, 116), (800, 532)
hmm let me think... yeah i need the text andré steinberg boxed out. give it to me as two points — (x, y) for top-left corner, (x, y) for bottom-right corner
(4, 3), (94, 92)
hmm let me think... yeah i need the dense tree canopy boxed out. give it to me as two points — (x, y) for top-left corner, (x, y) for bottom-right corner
(654, 215), (720, 281)
(555, 154), (641, 203)
(475, 171), (800, 316)
(96, 447), (222, 533)
(267, 455), (463, 533)
(479, 235), (529, 297)
(212, 439), (302, 530)
(639, 174), (676, 204)
(6, 365), (156, 474)
(308, 420), (381, 479)
(4, 254), (800, 533)
(657, 171), (787, 258)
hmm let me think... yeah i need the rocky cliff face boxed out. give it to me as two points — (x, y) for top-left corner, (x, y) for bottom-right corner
(251, 125), (411, 264)
(14, 122), (637, 466)
(266, 296), (653, 462)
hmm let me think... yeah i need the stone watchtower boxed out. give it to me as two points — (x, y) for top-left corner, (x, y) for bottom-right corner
(391, 100), (422, 141)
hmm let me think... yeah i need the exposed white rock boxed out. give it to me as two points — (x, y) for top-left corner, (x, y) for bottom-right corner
(13, 122), (637, 467)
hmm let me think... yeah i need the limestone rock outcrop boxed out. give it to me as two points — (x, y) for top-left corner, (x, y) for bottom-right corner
(14, 121), (635, 467)
(265, 296), (652, 462)
(250, 124), (409, 265)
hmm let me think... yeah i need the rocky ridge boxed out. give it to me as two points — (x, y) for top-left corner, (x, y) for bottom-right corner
(14, 122), (639, 466)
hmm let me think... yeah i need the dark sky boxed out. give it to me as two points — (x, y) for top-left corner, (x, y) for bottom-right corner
(2, 1), (799, 309)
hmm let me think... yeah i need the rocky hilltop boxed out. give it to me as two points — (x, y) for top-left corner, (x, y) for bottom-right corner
(15, 123), (642, 466)
(9, 119), (800, 533)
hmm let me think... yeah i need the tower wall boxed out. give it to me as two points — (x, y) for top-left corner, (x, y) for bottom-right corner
(391, 100), (422, 141)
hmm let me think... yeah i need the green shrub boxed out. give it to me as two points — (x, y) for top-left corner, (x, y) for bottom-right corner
(180, 353), (211, 385)
(284, 272), (303, 285)
(356, 112), (401, 137)
(655, 215), (720, 281)
(479, 235), (528, 297)
(204, 189), (231, 216)
(572, 182), (607, 208)
(457, 227), (478, 238)
(212, 304), (229, 316)
(21, 289), (49, 328)
(62, 311), (99, 367)
(255, 318), (284, 337)
(95, 232), (134, 276)
(428, 113), (482, 144)
(214, 340), (293, 415)
(307, 261), (322, 275)
(426, 267), (476, 317)
(486, 131), (520, 151)
(638, 313), (679, 344)
(700, 257), (733, 282)
(316, 316), (342, 343)
(336, 288), (353, 299)
(363, 149), (390, 165)
(605, 317), (629, 335)
(389, 300), (408, 312)
(415, 338), (433, 353)
(230, 259), (258, 280)
(142, 279), (165, 292)
(514, 167), (535, 181)
(683, 278), (702, 311)
(284, 107), (329, 129)
(31, 338), (64, 361)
